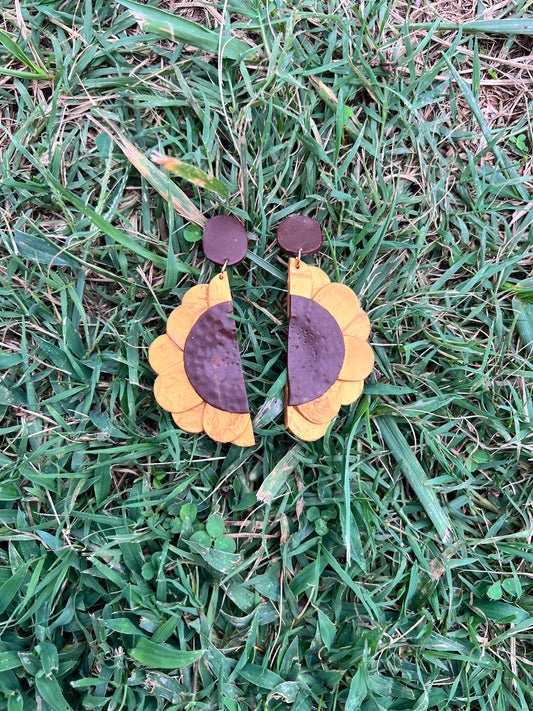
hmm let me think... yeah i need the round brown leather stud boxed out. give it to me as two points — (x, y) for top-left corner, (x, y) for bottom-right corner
(277, 215), (323, 257)
(203, 215), (248, 267)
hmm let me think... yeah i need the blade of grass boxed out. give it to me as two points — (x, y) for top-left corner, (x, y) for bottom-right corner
(0, 67), (51, 79)
(0, 29), (49, 79)
(129, 638), (204, 669)
(377, 416), (454, 543)
(513, 299), (533, 357)
(115, 0), (255, 61)
(401, 18), (533, 35)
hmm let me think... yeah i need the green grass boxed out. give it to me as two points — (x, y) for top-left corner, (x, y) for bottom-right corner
(1, 0), (532, 709)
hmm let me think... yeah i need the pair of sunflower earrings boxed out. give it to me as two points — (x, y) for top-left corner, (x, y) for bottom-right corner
(148, 215), (374, 446)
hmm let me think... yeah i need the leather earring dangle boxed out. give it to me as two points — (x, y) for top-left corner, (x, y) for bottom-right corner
(277, 215), (374, 441)
(148, 216), (255, 447)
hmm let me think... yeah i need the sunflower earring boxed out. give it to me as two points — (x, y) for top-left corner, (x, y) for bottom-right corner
(276, 215), (375, 441)
(148, 216), (255, 447)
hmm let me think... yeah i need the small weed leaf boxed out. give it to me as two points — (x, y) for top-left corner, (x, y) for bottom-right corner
(487, 581), (503, 600)
(502, 577), (523, 598)
(214, 535), (236, 553)
(184, 224), (203, 243)
(190, 530), (212, 547)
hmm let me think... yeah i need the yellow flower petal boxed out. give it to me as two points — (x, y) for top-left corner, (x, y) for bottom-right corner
(288, 258), (313, 299)
(153, 360), (203, 413)
(286, 406), (330, 442)
(308, 264), (330, 296)
(338, 380), (364, 406)
(172, 402), (205, 434)
(166, 303), (204, 349)
(296, 382), (342, 425)
(313, 283), (360, 331)
(202, 404), (249, 444)
(148, 334), (184, 375)
(181, 283), (209, 309)
(339, 337), (374, 381)
(209, 272), (232, 307)
(343, 310), (371, 341)
(231, 417), (255, 447)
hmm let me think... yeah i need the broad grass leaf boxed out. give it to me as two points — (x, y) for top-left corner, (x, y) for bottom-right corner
(35, 672), (73, 711)
(186, 541), (242, 575)
(318, 609), (336, 650)
(513, 299), (533, 356)
(90, 412), (127, 439)
(37, 642), (58, 676)
(290, 560), (327, 597)
(0, 380), (27, 407)
(223, 602), (278, 628)
(105, 618), (142, 635)
(13, 230), (77, 267)
(129, 638), (204, 669)
(180, 503), (197, 522)
(116, 0), (254, 61)
(502, 577), (523, 598)
(0, 565), (28, 614)
(508, 287), (533, 304)
(245, 570), (281, 601)
(237, 664), (284, 689)
(0, 353), (22, 369)
(412, 18), (533, 35)
(0, 483), (21, 501)
(7, 694), (23, 711)
(346, 664), (369, 710)
(473, 600), (530, 624)
(267, 681), (300, 704)
(0, 652), (22, 673)
(226, 582), (256, 613)
(48, 598), (75, 632)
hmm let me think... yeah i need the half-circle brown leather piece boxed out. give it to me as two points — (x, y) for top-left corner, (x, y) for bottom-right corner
(287, 295), (345, 406)
(183, 302), (249, 414)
